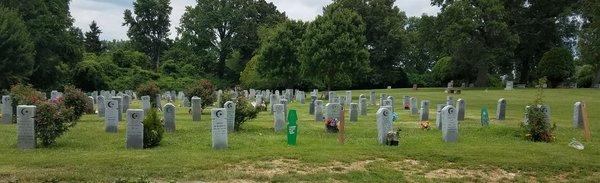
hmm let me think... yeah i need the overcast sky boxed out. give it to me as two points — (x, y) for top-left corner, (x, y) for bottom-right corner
(71, 0), (440, 40)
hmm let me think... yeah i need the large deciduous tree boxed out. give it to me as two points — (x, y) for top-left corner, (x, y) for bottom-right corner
(123, 0), (172, 71)
(536, 47), (574, 87)
(299, 6), (370, 90)
(579, 0), (600, 86)
(84, 21), (104, 54)
(435, 0), (518, 86)
(0, 7), (35, 89)
(178, 0), (284, 83)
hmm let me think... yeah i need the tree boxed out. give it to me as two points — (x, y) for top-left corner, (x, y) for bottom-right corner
(178, 0), (284, 83)
(72, 58), (105, 91)
(405, 15), (440, 74)
(537, 47), (574, 87)
(299, 6), (370, 90)
(435, 0), (518, 86)
(254, 20), (306, 88)
(579, 0), (600, 86)
(328, 0), (409, 87)
(2, 0), (84, 90)
(0, 7), (35, 89)
(84, 21), (104, 54)
(123, 0), (172, 72)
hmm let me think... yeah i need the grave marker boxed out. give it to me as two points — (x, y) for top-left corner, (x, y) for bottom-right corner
(376, 108), (392, 144)
(17, 105), (36, 149)
(370, 90), (376, 105)
(359, 98), (367, 116)
(309, 96), (317, 115)
(419, 100), (430, 121)
(349, 103), (358, 122)
(211, 108), (228, 149)
(125, 109), (144, 149)
(105, 100), (119, 133)
(410, 97), (418, 115)
(2, 95), (12, 124)
(441, 106), (458, 143)
(436, 104), (446, 129)
(164, 103), (176, 133)
(191, 97), (202, 122)
(573, 102), (583, 129)
(346, 91), (352, 104)
(97, 95), (105, 117)
(315, 100), (323, 122)
(141, 96), (151, 114)
(111, 96), (123, 122)
(224, 101), (236, 132)
(457, 99), (465, 121)
(481, 107), (489, 126)
(273, 104), (285, 132)
(496, 98), (506, 120)
(122, 94), (131, 113)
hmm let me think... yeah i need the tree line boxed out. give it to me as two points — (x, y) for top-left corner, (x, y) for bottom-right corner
(0, 0), (597, 92)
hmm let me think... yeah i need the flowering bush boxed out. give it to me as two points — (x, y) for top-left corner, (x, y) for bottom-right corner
(186, 79), (215, 108)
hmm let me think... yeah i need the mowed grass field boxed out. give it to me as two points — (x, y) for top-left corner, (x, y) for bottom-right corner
(0, 88), (599, 182)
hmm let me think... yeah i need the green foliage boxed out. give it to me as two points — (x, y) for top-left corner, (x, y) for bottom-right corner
(123, 0), (172, 71)
(300, 6), (370, 90)
(142, 108), (164, 148)
(160, 60), (179, 76)
(72, 58), (106, 92)
(35, 101), (77, 147)
(112, 50), (152, 69)
(537, 47), (574, 87)
(407, 73), (437, 87)
(9, 84), (46, 123)
(136, 81), (161, 107)
(578, 0), (600, 86)
(576, 65), (595, 88)
(0, 7), (35, 89)
(521, 78), (556, 142)
(431, 57), (455, 85)
(254, 20), (306, 88)
(185, 79), (215, 108)
(218, 92), (259, 131)
(84, 21), (104, 54)
(240, 56), (268, 89)
(62, 85), (90, 121)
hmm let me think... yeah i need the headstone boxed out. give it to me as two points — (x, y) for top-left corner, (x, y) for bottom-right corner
(457, 99), (465, 121)
(50, 90), (60, 101)
(387, 96), (395, 112)
(496, 98), (506, 120)
(211, 108), (228, 149)
(105, 100), (119, 133)
(376, 108), (392, 144)
(339, 96), (347, 106)
(505, 81), (514, 91)
(441, 106), (458, 143)
(125, 109), (144, 149)
(541, 104), (551, 123)
(112, 96), (123, 122)
(380, 93), (388, 106)
(122, 94), (131, 113)
(369, 90), (376, 105)
(328, 92), (336, 103)
(2, 95), (12, 124)
(446, 96), (454, 106)
(359, 98), (367, 116)
(419, 100), (430, 121)
(349, 103), (358, 122)
(402, 96), (410, 110)
(191, 96), (202, 122)
(325, 103), (342, 121)
(309, 96), (317, 115)
(481, 107), (489, 126)
(97, 95), (105, 117)
(410, 97), (418, 115)
(573, 102), (583, 129)
(17, 105), (36, 149)
(346, 91), (352, 104)
(436, 104), (446, 129)
(224, 101), (236, 132)
(270, 94), (277, 114)
(164, 103), (176, 133)
(280, 99), (288, 118)
(141, 96), (151, 114)
(273, 104), (285, 132)
(381, 99), (392, 109)
(315, 100), (323, 122)
(155, 94), (162, 110)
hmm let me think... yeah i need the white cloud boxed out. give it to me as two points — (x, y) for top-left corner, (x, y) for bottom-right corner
(71, 0), (439, 40)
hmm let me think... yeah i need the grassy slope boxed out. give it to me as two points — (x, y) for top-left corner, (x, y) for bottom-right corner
(0, 88), (599, 182)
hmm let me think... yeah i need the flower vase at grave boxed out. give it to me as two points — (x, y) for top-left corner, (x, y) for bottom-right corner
(287, 109), (298, 146)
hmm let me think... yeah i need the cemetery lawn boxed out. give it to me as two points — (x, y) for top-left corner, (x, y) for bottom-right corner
(1, 88), (600, 182)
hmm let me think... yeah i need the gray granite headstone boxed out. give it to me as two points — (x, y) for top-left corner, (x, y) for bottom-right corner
(17, 105), (36, 149)
(370, 90), (376, 105)
(280, 99), (288, 118)
(224, 101), (236, 132)
(309, 96), (317, 115)
(164, 103), (176, 133)
(381, 99), (392, 109)
(141, 96), (151, 113)
(441, 105), (458, 143)
(573, 102), (583, 129)
(402, 96), (410, 110)
(126, 109), (144, 149)
(315, 100), (323, 122)
(410, 97), (418, 115)
(419, 100), (430, 121)
(2, 95), (12, 124)
(349, 103), (358, 122)
(457, 99), (465, 121)
(325, 103), (341, 121)
(211, 108), (228, 149)
(273, 104), (285, 132)
(97, 95), (105, 117)
(376, 107), (392, 144)
(111, 96), (123, 122)
(387, 96), (395, 112)
(191, 96), (202, 122)
(436, 104), (446, 129)
(269, 94), (278, 114)
(122, 94), (131, 113)
(446, 96), (454, 106)
(346, 91), (352, 104)
(496, 98), (506, 120)
(359, 98), (367, 116)
(105, 100), (119, 133)
(155, 94), (162, 109)
(328, 92), (336, 103)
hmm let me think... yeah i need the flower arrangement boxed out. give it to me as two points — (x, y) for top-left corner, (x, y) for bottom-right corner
(325, 118), (339, 133)
(420, 121), (431, 130)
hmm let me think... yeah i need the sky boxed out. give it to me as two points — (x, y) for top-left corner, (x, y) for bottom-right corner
(71, 0), (440, 40)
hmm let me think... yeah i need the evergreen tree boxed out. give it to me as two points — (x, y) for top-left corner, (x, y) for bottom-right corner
(0, 7), (35, 89)
(84, 21), (104, 54)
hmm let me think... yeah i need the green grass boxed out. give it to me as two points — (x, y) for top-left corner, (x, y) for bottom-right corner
(0, 88), (599, 182)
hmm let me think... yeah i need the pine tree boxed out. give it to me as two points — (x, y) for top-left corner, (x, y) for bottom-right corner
(84, 21), (104, 54)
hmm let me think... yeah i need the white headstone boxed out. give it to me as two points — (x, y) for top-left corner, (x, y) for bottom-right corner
(573, 102), (583, 129)
(376, 108), (392, 144)
(211, 108), (228, 149)
(105, 100), (119, 133)
(496, 98), (506, 120)
(164, 103), (176, 133)
(126, 109), (144, 149)
(441, 106), (458, 143)
(17, 105), (36, 149)
(191, 96), (202, 121)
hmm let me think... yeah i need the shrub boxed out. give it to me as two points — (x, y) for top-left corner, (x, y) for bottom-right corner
(136, 81), (161, 107)
(72, 59), (106, 92)
(186, 79), (215, 108)
(142, 109), (164, 148)
(10, 84), (45, 123)
(63, 85), (89, 121)
(537, 47), (575, 87)
(521, 78), (556, 142)
(35, 101), (77, 147)
(218, 92), (259, 131)
(576, 65), (595, 88)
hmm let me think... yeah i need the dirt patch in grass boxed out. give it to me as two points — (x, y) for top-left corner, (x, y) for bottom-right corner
(424, 167), (517, 182)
